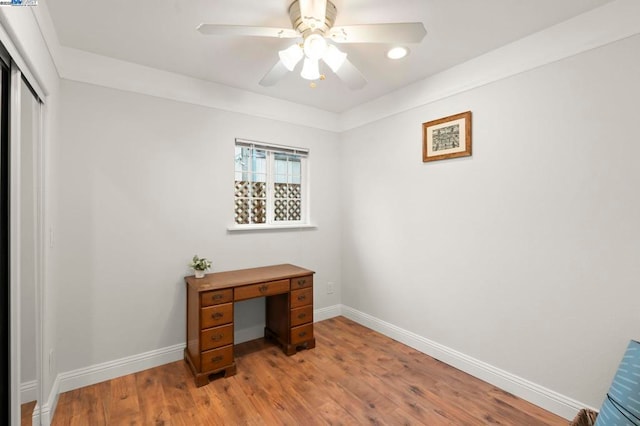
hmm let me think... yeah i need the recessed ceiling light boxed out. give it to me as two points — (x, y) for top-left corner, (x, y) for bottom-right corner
(387, 47), (408, 60)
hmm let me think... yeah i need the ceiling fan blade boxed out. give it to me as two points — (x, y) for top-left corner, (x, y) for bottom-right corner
(329, 23), (427, 44)
(334, 58), (367, 90)
(259, 60), (290, 87)
(299, 0), (327, 30)
(197, 24), (299, 39)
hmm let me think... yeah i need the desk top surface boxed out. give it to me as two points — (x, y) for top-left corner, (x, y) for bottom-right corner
(185, 263), (315, 292)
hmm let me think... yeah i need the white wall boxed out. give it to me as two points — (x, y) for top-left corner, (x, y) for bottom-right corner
(340, 33), (640, 409)
(55, 79), (342, 373)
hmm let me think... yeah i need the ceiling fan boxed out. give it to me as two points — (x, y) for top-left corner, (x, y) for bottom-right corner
(196, 0), (427, 89)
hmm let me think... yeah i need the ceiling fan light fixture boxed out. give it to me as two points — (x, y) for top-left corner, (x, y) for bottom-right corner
(303, 33), (328, 60)
(322, 44), (347, 72)
(301, 57), (320, 80)
(279, 44), (304, 71)
(387, 46), (409, 59)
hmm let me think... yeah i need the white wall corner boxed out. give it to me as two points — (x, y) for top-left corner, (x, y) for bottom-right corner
(340, 305), (596, 421)
(339, 0), (640, 131)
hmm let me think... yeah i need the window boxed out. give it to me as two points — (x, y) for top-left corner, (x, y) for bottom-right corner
(234, 139), (309, 227)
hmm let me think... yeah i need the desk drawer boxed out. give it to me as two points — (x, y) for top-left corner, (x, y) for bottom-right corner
(234, 279), (290, 301)
(201, 289), (233, 307)
(201, 303), (233, 329)
(290, 305), (313, 327)
(291, 287), (313, 309)
(201, 345), (233, 372)
(291, 275), (313, 290)
(201, 324), (234, 351)
(291, 324), (313, 345)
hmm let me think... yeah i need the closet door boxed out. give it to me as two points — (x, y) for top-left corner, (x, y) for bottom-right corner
(2, 40), (44, 425)
(18, 73), (42, 426)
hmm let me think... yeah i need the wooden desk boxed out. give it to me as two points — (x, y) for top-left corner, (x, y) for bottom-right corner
(184, 264), (316, 387)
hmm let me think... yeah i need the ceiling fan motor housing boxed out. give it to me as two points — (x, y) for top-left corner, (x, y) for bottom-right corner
(289, 0), (337, 38)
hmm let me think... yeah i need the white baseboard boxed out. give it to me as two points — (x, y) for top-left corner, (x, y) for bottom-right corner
(340, 305), (595, 420)
(40, 343), (184, 425)
(20, 379), (37, 404)
(314, 304), (342, 322)
(57, 343), (185, 394)
(20, 380), (41, 426)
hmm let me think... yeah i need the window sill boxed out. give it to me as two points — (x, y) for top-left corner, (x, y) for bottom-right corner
(227, 223), (318, 232)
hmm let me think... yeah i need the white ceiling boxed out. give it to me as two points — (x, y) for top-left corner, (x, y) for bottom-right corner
(46, 0), (614, 113)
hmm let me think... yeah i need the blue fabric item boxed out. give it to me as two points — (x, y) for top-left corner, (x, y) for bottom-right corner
(595, 340), (640, 426)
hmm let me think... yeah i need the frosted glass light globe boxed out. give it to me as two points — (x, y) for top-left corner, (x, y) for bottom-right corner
(303, 33), (328, 60)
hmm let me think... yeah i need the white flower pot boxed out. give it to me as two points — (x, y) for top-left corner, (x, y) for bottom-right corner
(195, 270), (205, 279)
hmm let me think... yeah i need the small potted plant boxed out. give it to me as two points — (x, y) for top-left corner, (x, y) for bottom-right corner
(190, 255), (212, 279)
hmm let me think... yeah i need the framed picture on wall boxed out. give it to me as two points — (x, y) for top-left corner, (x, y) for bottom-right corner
(422, 111), (472, 162)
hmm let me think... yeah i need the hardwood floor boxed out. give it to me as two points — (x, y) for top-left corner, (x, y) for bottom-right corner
(21, 400), (36, 426)
(52, 316), (566, 425)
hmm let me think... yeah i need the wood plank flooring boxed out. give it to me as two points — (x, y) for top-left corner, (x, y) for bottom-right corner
(52, 316), (566, 425)
(21, 400), (36, 426)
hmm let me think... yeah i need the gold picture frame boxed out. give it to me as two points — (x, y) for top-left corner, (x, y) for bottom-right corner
(422, 111), (472, 162)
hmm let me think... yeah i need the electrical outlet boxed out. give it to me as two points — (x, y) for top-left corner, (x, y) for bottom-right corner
(327, 282), (335, 294)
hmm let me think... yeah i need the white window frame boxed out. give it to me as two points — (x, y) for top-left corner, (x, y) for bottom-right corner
(229, 138), (314, 231)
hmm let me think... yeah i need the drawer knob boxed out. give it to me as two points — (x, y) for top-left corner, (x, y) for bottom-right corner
(297, 279), (306, 286)
(212, 355), (223, 363)
(212, 334), (223, 341)
(297, 295), (306, 301)
(299, 331), (307, 337)
(213, 294), (223, 300)
(212, 312), (224, 320)
(297, 313), (306, 319)
(259, 284), (268, 293)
